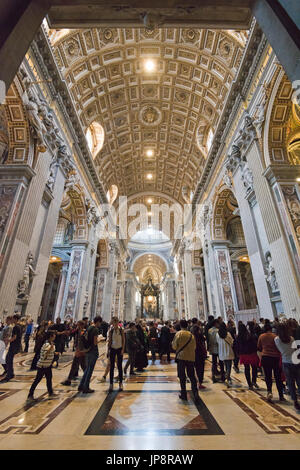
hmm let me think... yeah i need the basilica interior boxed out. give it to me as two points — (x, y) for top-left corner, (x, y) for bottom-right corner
(0, 0), (300, 451)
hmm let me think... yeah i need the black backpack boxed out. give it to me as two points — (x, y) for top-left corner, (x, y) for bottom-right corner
(81, 328), (90, 349)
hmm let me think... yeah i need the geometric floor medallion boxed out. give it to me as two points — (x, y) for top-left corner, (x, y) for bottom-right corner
(85, 390), (224, 436)
(225, 389), (300, 434)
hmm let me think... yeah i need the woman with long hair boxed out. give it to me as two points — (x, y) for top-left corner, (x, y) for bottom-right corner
(216, 322), (234, 387)
(257, 320), (284, 402)
(236, 323), (259, 390)
(275, 322), (300, 410)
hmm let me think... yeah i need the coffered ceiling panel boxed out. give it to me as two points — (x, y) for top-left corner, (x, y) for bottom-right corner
(49, 27), (247, 204)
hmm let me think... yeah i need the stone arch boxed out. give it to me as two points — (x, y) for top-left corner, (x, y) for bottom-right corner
(264, 70), (294, 166)
(131, 252), (168, 274)
(3, 78), (32, 166)
(211, 186), (238, 240)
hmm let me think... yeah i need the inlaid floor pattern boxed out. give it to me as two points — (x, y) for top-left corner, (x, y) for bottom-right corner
(0, 343), (300, 449)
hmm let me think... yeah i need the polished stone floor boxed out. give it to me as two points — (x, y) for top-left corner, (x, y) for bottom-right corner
(0, 341), (300, 450)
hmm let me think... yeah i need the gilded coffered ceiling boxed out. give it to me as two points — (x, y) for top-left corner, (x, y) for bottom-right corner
(49, 26), (247, 204)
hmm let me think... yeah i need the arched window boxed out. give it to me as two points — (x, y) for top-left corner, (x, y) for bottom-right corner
(206, 128), (214, 152)
(106, 184), (118, 205)
(85, 121), (105, 158)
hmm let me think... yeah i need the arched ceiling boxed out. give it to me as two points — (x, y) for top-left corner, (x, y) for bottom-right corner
(49, 27), (247, 204)
(132, 253), (168, 284)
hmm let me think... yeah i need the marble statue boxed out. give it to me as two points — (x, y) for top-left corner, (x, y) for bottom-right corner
(265, 252), (279, 293)
(17, 252), (36, 299)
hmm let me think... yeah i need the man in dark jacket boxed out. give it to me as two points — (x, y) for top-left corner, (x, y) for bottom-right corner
(159, 321), (171, 361)
(124, 323), (139, 375)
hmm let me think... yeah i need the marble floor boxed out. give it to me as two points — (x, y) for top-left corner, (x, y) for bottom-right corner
(0, 342), (300, 450)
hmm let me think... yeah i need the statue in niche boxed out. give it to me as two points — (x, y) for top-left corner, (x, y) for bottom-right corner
(265, 251), (279, 293)
(17, 252), (36, 300)
(223, 169), (232, 189)
(46, 160), (56, 192)
(21, 72), (47, 153)
(253, 83), (269, 138)
(242, 164), (254, 194)
(65, 170), (79, 191)
(64, 221), (75, 243)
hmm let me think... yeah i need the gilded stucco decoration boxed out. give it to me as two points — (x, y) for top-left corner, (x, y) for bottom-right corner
(49, 27), (246, 204)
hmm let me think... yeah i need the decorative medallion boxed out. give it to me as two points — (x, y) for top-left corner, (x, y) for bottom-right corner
(218, 39), (233, 60)
(103, 29), (114, 42)
(182, 29), (198, 43)
(65, 39), (81, 58)
(139, 105), (162, 126)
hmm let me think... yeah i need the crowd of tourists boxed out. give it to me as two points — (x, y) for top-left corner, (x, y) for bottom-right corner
(0, 313), (299, 410)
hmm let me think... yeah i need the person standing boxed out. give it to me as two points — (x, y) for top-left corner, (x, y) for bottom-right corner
(159, 321), (172, 362)
(135, 321), (148, 371)
(24, 319), (34, 353)
(208, 319), (225, 383)
(191, 324), (207, 389)
(236, 323), (259, 390)
(172, 319), (200, 403)
(216, 322), (235, 387)
(274, 322), (300, 410)
(0, 316), (12, 376)
(30, 321), (47, 371)
(49, 317), (67, 367)
(27, 331), (57, 403)
(78, 316), (102, 394)
(227, 319), (239, 373)
(148, 321), (158, 362)
(108, 316), (125, 392)
(61, 320), (87, 386)
(124, 322), (139, 376)
(1, 315), (22, 382)
(257, 320), (284, 402)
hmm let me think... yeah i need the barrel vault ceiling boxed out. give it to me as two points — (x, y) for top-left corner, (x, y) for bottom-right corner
(48, 26), (247, 205)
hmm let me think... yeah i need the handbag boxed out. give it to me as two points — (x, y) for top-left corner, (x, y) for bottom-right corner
(175, 333), (193, 363)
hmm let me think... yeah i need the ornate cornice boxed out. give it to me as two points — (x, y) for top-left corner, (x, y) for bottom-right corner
(263, 165), (300, 186)
(192, 21), (266, 206)
(30, 26), (108, 206)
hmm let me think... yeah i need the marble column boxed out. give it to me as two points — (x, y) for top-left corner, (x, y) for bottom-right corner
(25, 162), (67, 320)
(228, 155), (275, 319)
(212, 242), (238, 321)
(246, 141), (300, 320)
(124, 272), (137, 321)
(164, 273), (175, 320)
(0, 150), (54, 317)
(252, 0), (300, 83)
(232, 261), (246, 311)
(60, 241), (88, 320)
(94, 266), (108, 318)
(99, 242), (117, 322)
(192, 267), (208, 321)
(53, 263), (68, 320)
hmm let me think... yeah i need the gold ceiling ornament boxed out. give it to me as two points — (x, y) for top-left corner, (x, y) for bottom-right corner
(140, 105), (162, 126)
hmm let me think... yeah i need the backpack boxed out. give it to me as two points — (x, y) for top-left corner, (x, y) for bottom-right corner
(81, 329), (90, 350)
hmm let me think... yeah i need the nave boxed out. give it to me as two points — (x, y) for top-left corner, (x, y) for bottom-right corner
(0, 343), (300, 450)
